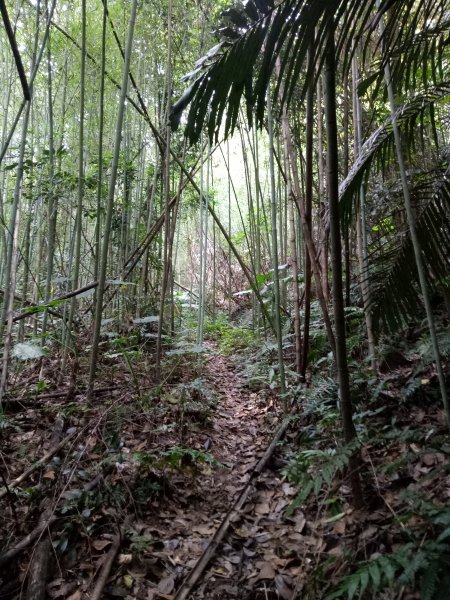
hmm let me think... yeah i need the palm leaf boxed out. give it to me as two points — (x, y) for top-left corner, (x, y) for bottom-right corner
(339, 82), (450, 224)
(368, 162), (450, 333)
(171, 0), (449, 144)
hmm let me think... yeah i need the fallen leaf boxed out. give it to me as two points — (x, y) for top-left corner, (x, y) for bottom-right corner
(158, 575), (175, 595)
(333, 519), (346, 534)
(118, 553), (133, 564)
(66, 592), (81, 600)
(293, 513), (306, 533)
(47, 581), (78, 599)
(255, 502), (271, 515)
(255, 531), (272, 544)
(44, 471), (56, 479)
(92, 539), (112, 551)
(422, 453), (436, 466)
(361, 525), (377, 540)
(257, 562), (276, 580)
(192, 524), (215, 536)
(275, 574), (293, 600)
(123, 573), (134, 589)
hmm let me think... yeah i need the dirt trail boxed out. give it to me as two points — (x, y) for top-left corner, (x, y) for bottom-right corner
(125, 346), (302, 600)
(136, 347), (282, 599)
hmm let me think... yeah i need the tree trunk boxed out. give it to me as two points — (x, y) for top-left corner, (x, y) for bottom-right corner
(267, 91), (286, 396)
(324, 11), (364, 508)
(88, 0), (138, 393)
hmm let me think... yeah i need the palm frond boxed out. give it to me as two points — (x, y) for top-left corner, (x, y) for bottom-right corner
(368, 161), (450, 334)
(339, 82), (450, 224)
(171, 0), (450, 144)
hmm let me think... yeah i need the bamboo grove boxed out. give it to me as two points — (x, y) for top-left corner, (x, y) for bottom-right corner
(0, 0), (449, 513)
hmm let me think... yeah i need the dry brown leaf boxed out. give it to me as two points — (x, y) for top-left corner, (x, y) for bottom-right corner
(361, 525), (377, 540)
(255, 502), (271, 515)
(292, 513), (306, 533)
(43, 470), (56, 479)
(118, 553), (133, 564)
(92, 539), (112, 551)
(282, 483), (296, 496)
(192, 524), (215, 536)
(328, 544), (344, 557)
(47, 580), (77, 599)
(66, 592), (81, 600)
(274, 498), (289, 513)
(255, 530), (272, 544)
(422, 453), (437, 466)
(157, 575), (175, 595)
(275, 574), (293, 600)
(333, 519), (346, 534)
(257, 562), (277, 580)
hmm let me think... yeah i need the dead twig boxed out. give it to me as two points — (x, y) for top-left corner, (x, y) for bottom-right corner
(25, 512), (52, 600)
(90, 531), (121, 600)
(0, 511), (57, 568)
(4, 386), (115, 404)
(0, 465), (113, 569)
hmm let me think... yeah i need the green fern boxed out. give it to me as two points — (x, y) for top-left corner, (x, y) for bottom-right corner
(325, 541), (450, 600)
(283, 445), (355, 514)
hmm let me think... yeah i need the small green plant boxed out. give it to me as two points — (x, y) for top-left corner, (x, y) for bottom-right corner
(132, 446), (223, 472)
(324, 496), (450, 599)
(161, 446), (224, 470)
(283, 444), (355, 513)
(204, 314), (255, 354)
(325, 540), (450, 600)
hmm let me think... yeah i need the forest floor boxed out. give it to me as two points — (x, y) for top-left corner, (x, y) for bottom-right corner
(1, 332), (450, 599)
(0, 341), (300, 600)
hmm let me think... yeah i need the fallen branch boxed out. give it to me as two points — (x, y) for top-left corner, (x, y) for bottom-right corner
(26, 512), (52, 600)
(0, 511), (57, 568)
(174, 416), (291, 600)
(0, 466), (112, 568)
(4, 385), (116, 403)
(90, 531), (121, 600)
(0, 430), (76, 499)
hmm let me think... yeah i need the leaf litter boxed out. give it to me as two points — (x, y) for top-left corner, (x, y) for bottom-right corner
(0, 340), (449, 599)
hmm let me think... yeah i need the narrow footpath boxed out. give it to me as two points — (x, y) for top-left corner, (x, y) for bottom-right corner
(140, 347), (300, 600)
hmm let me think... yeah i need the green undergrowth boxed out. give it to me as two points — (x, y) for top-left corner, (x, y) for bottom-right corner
(204, 313), (257, 355)
(280, 317), (450, 599)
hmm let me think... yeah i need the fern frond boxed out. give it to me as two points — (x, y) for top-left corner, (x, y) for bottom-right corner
(325, 542), (450, 600)
(421, 560), (439, 600)
(339, 82), (450, 225)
